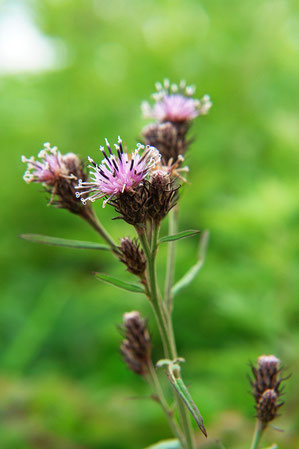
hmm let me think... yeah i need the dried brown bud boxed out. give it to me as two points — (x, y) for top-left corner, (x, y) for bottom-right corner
(109, 183), (150, 226)
(250, 355), (286, 426)
(147, 171), (179, 222)
(142, 121), (191, 163)
(120, 311), (151, 376)
(119, 238), (146, 276)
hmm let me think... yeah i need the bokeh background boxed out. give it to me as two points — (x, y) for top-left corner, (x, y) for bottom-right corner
(1, 0), (298, 448)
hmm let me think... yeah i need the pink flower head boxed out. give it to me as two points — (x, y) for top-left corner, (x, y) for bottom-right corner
(75, 137), (161, 206)
(142, 79), (212, 123)
(22, 143), (66, 185)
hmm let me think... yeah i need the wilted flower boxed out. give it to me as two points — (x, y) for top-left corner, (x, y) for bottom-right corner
(22, 143), (88, 214)
(142, 79), (212, 123)
(119, 237), (146, 276)
(250, 355), (287, 427)
(120, 311), (151, 376)
(76, 137), (161, 207)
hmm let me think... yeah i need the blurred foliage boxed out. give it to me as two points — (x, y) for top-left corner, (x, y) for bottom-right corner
(1, 0), (299, 448)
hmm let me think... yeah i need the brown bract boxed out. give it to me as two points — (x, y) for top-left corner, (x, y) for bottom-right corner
(120, 311), (151, 376)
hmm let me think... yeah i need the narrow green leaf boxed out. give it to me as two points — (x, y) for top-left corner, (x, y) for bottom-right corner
(172, 230), (209, 296)
(166, 374), (207, 437)
(144, 439), (181, 449)
(261, 445), (278, 449)
(94, 273), (144, 293)
(159, 229), (200, 244)
(20, 234), (110, 251)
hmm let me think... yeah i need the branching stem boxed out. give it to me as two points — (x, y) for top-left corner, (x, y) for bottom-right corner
(138, 223), (195, 449)
(147, 361), (184, 444)
(82, 207), (120, 254)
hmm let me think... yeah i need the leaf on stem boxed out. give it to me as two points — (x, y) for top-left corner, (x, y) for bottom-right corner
(159, 230), (200, 244)
(94, 273), (145, 293)
(143, 439), (181, 449)
(20, 234), (110, 251)
(172, 230), (209, 297)
(166, 374), (207, 437)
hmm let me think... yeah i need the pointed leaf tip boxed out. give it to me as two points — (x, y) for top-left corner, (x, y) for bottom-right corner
(166, 374), (207, 437)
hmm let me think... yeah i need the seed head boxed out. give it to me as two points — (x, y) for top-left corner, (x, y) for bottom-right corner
(119, 237), (146, 276)
(142, 79), (212, 123)
(120, 311), (151, 376)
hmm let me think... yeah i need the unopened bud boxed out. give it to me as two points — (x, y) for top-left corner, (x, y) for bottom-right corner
(250, 354), (287, 427)
(120, 311), (151, 376)
(257, 389), (281, 424)
(119, 238), (146, 276)
(142, 121), (190, 163)
(147, 171), (179, 222)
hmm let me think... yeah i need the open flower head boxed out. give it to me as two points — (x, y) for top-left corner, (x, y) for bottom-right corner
(22, 143), (67, 185)
(142, 79), (212, 123)
(22, 143), (89, 215)
(76, 137), (161, 207)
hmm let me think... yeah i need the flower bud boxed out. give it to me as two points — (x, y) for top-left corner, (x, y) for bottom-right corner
(250, 355), (287, 427)
(257, 389), (281, 424)
(142, 121), (190, 163)
(119, 237), (146, 276)
(120, 311), (151, 376)
(147, 171), (179, 223)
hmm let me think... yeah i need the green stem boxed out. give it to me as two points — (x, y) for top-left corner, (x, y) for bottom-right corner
(82, 207), (120, 254)
(165, 206), (179, 313)
(138, 224), (195, 449)
(147, 361), (184, 445)
(250, 420), (265, 449)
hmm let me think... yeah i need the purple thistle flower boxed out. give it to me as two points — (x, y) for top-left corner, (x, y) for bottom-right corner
(142, 79), (212, 123)
(22, 143), (71, 185)
(75, 137), (161, 207)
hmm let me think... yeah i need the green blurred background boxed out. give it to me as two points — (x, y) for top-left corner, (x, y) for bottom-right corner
(1, 0), (298, 448)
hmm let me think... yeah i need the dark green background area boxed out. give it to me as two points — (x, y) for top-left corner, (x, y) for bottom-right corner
(0, 0), (298, 448)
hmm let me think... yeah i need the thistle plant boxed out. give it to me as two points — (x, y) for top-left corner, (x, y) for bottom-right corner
(21, 80), (289, 449)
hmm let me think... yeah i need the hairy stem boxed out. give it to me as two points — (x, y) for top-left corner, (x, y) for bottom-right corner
(250, 420), (265, 449)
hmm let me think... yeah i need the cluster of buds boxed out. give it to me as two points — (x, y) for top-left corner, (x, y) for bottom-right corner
(75, 137), (178, 226)
(120, 311), (152, 376)
(141, 79), (211, 164)
(22, 143), (88, 215)
(250, 355), (286, 427)
(119, 237), (146, 276)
